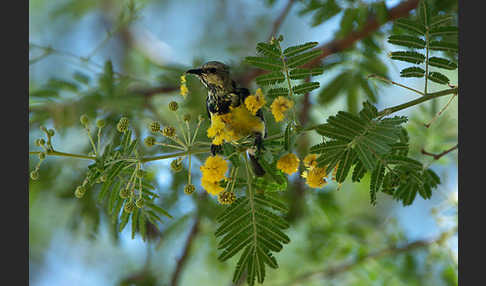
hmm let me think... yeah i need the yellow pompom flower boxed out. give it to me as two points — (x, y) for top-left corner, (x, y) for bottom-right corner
(207, 106), (264, 145)
(271, 96), (294, 122)
(201, 178), (225, 195)
(303, 154), (319, 169)
(244, 88), (266, 115)
(180, 75), (188, 98)
(276, 153), (300, 175)
(302, 167), (328, 188)
(200, 155), (228, 182)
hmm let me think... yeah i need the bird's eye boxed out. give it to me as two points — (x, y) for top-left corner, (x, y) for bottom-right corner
(207, 68), (217, 73)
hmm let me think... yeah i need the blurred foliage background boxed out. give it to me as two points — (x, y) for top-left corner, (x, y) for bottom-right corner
(29, 0), (458, 285)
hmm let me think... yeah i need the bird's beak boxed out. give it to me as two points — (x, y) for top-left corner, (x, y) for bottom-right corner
(186, 68), (203, 76)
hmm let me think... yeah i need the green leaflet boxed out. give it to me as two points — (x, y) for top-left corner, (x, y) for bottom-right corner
(400, 67), (425, 78)
(390, 51), (425, 64)
(267, 87), (289, 98)
(429, 41), (458, 53)
(283, 41), (318, 57)
(245, 56), (283, 71)
(395, 18), (425, 35)
(256, 42), (281, 58)
(428, 72), (450, 85)
(292, 82), (320, 95)
(388, 35), (426, 49)
(428, 57), (457, 70)
(289, 67), (324, 79)
(429, 26), (458, 37)
(255, 71), (285, 86)
(286, 49), (322, 68)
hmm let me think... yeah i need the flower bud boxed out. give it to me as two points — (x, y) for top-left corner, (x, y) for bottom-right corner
(96, 119), (106, 128)
(117, 117), (129, 133)
(184, 184), (195, 195)
(48, 129), (55, 137)
(169, 101), (179, 111)
(217, 191), (236, 205)
(144, 136), (156, 147)
(170, 159), (183, 173)
(119, 188), (130, 199)
(161, 126), (176, 137)
(30, 170), (39, 180)
(124, 201), (136, 213)
(80, 114), (89, 125)
(149, 121), (161, 133)
(38, 152), (46, 160)
(183, 114), (191, 122)
(74, 186), (86, 198)
(35, 138), (45, 146)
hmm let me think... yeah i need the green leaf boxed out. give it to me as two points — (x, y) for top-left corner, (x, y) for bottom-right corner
(289, 67), (324, 79)
(335, 149), (356, 183)
(245, 56), (283, 71)
(428, 72), (450, 85)
(429, 26), (458, 37)
(417, 0), (431, 27)
(337, 8), (358, 37)
(267, 87), (289, 98)
(429, 41), (458, 52)
(395, 18), (425, 35)
(390, 51), (425, 64)
(283, 42), (318, 57)
(119, 210), (130, 232)
(146, 202), (173, 219)
(388, 35), (426, 49)
(428, 57), (457, 70)
(358, 75), (377, 102)
(47, 78), (79, 92)
(292, 82), (320, 95)
(256, 42), (281, 58)
(73, 71), (91, 84)
(370, 162), (385, 205)
(400, 67), (425, 78)
(30, 89), (59, 98)
(223, 144), (241, 168)
(430, 14), (454, 27)
(255, 71), (285, 86)
(286, 49), (322, 68)
(352, 161), (367, 182)
(131, 208), (139, 239)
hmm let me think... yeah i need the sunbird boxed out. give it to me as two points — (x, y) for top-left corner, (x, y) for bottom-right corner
(186, 61), (266, 176)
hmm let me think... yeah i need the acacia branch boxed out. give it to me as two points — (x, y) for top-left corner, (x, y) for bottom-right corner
(421, 144), (458, 160)
(284, 228), (456, 286)
(239, 0), (420, 85)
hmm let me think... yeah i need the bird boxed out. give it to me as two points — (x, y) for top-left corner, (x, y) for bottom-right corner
(186, 61), (266, 176)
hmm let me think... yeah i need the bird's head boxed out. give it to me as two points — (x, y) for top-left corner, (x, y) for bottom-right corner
(186, 61), (232, 91)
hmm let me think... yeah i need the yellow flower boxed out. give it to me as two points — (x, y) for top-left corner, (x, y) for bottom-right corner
(244, 88), (266, 115)
(200, 155), (228, 182)
(201, 178), (224, 195)
(180, 75), (188, 97)
(206, 105), (264, 145)
(303, 154), (319, 169)
(271, 96), (294, 122)
(277, 153), (300, 175)
(302, 167), (328, 188)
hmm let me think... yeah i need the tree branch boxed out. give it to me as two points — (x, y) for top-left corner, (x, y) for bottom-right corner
(421, 144), (458, 161)
(284, 228), (456, 286)
(239, 0), (420, 85)
(169, 216), (201, 286)
(268, 0), (296, 41)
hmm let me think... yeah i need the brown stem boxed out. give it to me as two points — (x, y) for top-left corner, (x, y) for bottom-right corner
(169, 216), (200, 286)
(284, 228), (456, 286)
(421, 144), (458, 161)
(268, 0), (296, 41)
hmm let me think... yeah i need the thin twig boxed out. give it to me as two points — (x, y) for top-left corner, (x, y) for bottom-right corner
(268, 0), (296, 41)
(283, 228), (456, 286)
(424, 93), (457, 128)
(169, 216), (200, 286)
(421, 144), (458, 161)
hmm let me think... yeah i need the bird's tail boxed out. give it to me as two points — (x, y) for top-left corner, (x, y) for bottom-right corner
(248, 153), (265, 177)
